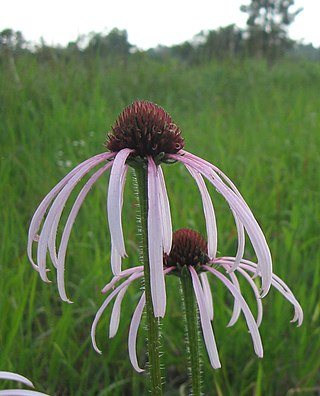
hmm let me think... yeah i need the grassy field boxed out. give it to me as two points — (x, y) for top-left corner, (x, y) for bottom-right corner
(0, 53), (319, 395)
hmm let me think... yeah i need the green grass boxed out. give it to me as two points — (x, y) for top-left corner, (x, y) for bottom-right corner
(0, 54), (319, 395)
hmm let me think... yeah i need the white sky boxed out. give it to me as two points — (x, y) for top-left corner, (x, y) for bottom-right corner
(0, 0), (319, 49)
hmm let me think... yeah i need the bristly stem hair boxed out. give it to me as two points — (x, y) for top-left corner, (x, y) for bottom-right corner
(133, 163), (163, 395)
(180, 266), (202, 396)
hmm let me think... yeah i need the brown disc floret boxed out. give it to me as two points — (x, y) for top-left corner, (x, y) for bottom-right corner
(106, 100), (184, 158)
(164, 229), (209, 269)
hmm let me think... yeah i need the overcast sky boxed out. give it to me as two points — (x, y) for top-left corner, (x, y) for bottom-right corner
(1, 0), (319, 49)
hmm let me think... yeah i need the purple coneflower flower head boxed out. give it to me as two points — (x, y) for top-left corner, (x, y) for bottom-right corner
(91, 229), (303, 372)
(28, 101), (180, 316)
(0, 371), (50, 395)
(28, 99), (272, 318)
(107, 100), (184, 157)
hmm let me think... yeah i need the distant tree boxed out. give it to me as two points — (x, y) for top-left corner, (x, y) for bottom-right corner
(0, 28), (26, 54)
(191, 25), (244, 63)
(169, 41), (195, 63)
(240, 0), (303, 60)
(202, 25), (243, 61)
(85, 28), (132, 60)
(0, 29), (26, 85)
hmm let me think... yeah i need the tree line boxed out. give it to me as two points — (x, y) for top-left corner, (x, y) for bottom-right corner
(1, 0), (319, 65)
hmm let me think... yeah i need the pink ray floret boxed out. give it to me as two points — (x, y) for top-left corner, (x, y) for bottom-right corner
(90, 228), (302, 372)
(0, 371), (51, 396)
(28, 100), (275, 327)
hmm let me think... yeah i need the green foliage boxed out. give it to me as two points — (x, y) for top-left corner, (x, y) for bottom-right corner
(0, 54), (319, 395)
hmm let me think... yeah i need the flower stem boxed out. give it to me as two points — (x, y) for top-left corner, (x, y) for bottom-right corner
(180, 267), (202, 396)
(133, 164), (163, 396)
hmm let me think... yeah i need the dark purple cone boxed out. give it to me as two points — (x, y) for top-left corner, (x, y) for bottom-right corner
(164, 229), (209, 269)
(106, 100), (184, 158)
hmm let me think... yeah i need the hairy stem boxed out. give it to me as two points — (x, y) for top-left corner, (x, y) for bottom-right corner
(133, 164), (163, 395)
(180, 267), (202, 396)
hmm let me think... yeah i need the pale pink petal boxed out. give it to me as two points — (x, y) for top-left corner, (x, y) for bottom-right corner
(185, 165), (217, 259)
(110, 240), (122, 276)
(128, 293), (146, 373)
(107, 148), (133, 259)
(0, 372), (34, 388)
(170, 152), (272, 298)
(189, 266), (221, 368)
(42, 160), (102, 272)
(188, 152), (272, 296)
(110, 164), (128, 274)
(27, 152), (112, 272)
(233, 258), (303, 326)
(204, 265), (263, 357)
(56, 162), (112, 302)
(109, 285), (129, 338)
(264, 279), (302, 325)
(217, 259), (263, 326)
(101, 266), (144, 294)
(0, 391), (51, 396)
(147, 157), (166, 317)
(37, 154), (111, 282)
(91, 271), (143, 353)
(228, 211), (245, 272)
(179, 150), (244, 198)
(163, 266), (176, 276)
(225, 271), (242, 327)
(237, 267), (263, 327)
(157, 166), (172, 254)
(200, 272), (214, 321)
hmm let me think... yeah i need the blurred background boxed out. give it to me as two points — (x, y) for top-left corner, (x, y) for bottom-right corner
(0, 1), (319, 395)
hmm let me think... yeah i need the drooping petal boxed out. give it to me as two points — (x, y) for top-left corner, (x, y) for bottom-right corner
(107, 148), (133, 259)
(101, 266), (144, 294)
(200, 272), (214, 321)
(204, 265), (263, 357)
(110, 239), (122, 276)
(37, 154), (112, 282)
(179, 150), (244, 199)
(225, 270), (242, 328)
(27, 152), (112, 273)
(91, 271), (144, 354)
(157, 166), (172, 254)
(55, 162), (113, 302)
(236, 267), (263, 327)
(228, 210), (245, 273)
(128, 293), (146, 373)
(109, 285), (129, 338)
(185, 165), (217, 259)
(234, 258), (303, 326)
(171, 152), (272, 297)
(0, 372), (34, 388)
(110, 164), (128, 274)
(188, 152), (272, 295)
(46, 159), (111, 267)
(0, 390), (51, 396)
(147, 157), (166, 318)
(216, 258), (263, 326)
(189, 266), (221, 369)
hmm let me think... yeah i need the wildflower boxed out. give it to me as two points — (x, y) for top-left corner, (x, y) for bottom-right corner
(91, 229), (303, 372)
(28, 100), (272, 318)
(0, 371), (50, 395)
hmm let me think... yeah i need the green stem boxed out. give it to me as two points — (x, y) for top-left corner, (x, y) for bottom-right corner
(133, 164), (163, 396)
(180, 267), (202, 396)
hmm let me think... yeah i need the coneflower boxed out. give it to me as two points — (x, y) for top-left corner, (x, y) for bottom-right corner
(28, 100), (272, 316)
(91, 229), (302, 379)
(28, 100), (276, 395)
